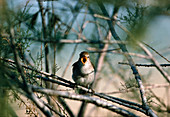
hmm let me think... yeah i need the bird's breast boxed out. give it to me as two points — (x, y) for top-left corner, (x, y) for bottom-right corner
(80, 63), (94, 75)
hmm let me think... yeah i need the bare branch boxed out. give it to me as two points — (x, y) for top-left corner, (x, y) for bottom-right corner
(12, 37), (126, 44)
(101, 83), (169, 94)
(2, 56), (160, 116)
(26, 91), (54, 117)
(88, 47), (151, 59)
(119, 62), (170, 67)
(42, 99), (65, 117)
(94, 93), (146, 114)
(0, 57), (75, 86)
(142, 42), (170, 63)
(37, 0), (50, 74)
(9, 28), (28, 87)
(32, 86), (139, 117)
(139, 43), (170, 83)
(97, 2), (157, 117)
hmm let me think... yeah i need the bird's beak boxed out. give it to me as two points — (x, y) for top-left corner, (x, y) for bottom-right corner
(81, 57), (87, 64)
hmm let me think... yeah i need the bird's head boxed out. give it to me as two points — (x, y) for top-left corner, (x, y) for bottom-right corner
(79, 51), (90, 65)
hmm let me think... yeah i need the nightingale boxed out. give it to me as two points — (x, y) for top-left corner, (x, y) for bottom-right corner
(72, 51), (95, 89)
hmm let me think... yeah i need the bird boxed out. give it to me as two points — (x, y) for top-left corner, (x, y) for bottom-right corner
(72, 51), (95, 90)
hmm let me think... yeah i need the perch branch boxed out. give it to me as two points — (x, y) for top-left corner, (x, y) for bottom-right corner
(32, 86), (139, 117)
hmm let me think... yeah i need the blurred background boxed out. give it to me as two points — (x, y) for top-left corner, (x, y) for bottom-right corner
(0, 0), (170, 116)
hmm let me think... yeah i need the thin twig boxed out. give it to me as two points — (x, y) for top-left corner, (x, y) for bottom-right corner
(9, 28), (28, 87)
(142, 42), (170, 63)
(149, 90), (167, 108)
(8, 37), (126, 44)
(37, 0), (49, 74)
(119, 62), (170, 67)
(51, 97), (69, 117)
(42, 100), (65, 117)
(57, 97), (75, 117)
(13, 91), (38, 116)
(0, 57), (75, 86)
(139, 43), (170, 83)
(101, 83), (169, 94)
(88, 47), (151, 59)
(94, 32), (111, 86)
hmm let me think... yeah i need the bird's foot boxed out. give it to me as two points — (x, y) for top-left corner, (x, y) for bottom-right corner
(88, 88), (95, 95)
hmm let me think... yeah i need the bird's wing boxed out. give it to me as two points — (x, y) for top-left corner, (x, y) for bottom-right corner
(72, 61), (78, 67)
(72, 61), (79, 72)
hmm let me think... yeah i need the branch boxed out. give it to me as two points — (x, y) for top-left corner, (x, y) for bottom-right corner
(142, 42), (170, 63)
(37, 0), (50, 74)
(32, 74), (152, 116)
(13, 91), (38, 116)
(9, 27), (53, 116)
(88, 47), (151, 59)
(139, 43), (170, 83)
(119, 62), (170, 67)
(9, 28), (28, 87)
(149, 90), (167, 108)
(97, 2), (157, 117)
(1, 57), (158, 116)
(42, 99), (65, 117)
(35, 75), (75, 88)
(31, 86), (139, 117)
(0, 57), (75, 87)
(94, 93), (146, 114)
(13, 37), (126, 44)
(25, 91), (54, 117)
(101, 83), (169, 94)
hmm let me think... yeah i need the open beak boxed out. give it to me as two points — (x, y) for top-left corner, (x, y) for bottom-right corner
(81, 57), (87, 64)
